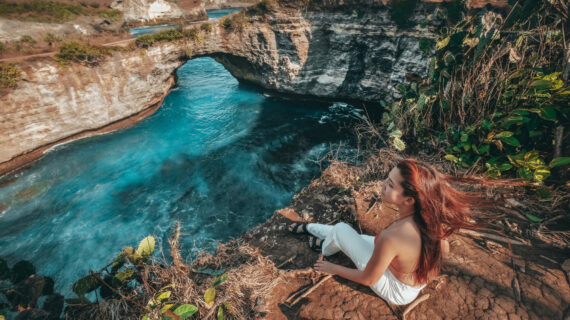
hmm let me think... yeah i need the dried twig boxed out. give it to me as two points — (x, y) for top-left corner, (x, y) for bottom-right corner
(288, 274), (333, 306)
(402, 294), (430, 319)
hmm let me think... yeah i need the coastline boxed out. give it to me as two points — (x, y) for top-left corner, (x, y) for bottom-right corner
(0, 76), (175, 179)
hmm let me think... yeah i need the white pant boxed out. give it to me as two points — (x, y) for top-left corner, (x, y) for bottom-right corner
(307, 222), (425, 305)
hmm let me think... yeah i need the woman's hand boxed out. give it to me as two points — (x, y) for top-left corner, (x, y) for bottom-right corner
(314, 260), (338, 274)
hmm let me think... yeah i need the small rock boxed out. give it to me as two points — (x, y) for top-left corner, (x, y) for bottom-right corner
(42, 293), (63, 317)
(301, 210), (311, 220)
(10, 260), (35, 284)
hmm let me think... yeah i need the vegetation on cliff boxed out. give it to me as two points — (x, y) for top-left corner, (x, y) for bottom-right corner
(0, 63), (21, 88)
(379, 0), (569, 187)
(0, 0), (123, 23)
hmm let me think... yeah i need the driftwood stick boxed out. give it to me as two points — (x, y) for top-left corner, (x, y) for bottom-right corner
(402, 294), (430, 320)
(276, 254), (297, 269)
(289, 274), (333, 306)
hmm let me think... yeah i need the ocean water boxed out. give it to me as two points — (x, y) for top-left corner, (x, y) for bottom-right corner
(0, 57), (364, 296)
(130, 8), (242, 37)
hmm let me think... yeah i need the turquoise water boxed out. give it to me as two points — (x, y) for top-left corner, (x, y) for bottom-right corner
(130, 8), (241, 37)
(0, 58), (363, 296)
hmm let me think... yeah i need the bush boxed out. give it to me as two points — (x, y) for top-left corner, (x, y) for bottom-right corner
(98, 9), (122, 21)
(89, 2), (99, 8)
(19, 35), (36, 45)
(0, 0), (85, 23)
(0, 42), (5, 54)
(55, 41), (114, 66)
(135, 29), (187, 47)
(200, 23), (213, 33)
(44, 33), (61, 46)
(0, 63), (21, 88)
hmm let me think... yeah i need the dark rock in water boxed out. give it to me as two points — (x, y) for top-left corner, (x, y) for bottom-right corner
(6, 275), (52, 309)
(41, 277), (54, 296)
(0, 258), (9, 280)
(42, 293), (64, 318)
(10, 260), (36, 284)
(15, 308), (50, 320)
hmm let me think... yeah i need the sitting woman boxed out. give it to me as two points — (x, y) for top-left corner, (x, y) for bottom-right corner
(289, 158), (500, 305)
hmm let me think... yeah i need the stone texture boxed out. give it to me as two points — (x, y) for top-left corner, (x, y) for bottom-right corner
(111, 0), (207, 21)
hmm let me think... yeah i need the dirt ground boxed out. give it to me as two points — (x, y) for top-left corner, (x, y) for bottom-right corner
(228, 151), (570, 320)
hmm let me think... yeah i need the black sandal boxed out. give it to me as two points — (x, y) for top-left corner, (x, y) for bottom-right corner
(289, 222), (309, 235)
(308, 236), (323, 252)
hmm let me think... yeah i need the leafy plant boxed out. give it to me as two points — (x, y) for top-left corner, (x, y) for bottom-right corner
(55, 41), (115, 66)
(0, 63), (21, 88)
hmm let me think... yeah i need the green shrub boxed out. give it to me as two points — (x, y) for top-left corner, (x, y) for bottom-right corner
(89, 3), (99, 8)
(19, 35), (36, 45)
(55, 41), (114, 66)
(0, 42), (5, 54)
(97, 9), (122, 21)
(0, 63), (21, 88)
(135, 29), (187, 47)
(44, 33), (61, 46)
(200, 23), (213, 33)
(0, 0), (85, 23)
(220, 17), (232, 29)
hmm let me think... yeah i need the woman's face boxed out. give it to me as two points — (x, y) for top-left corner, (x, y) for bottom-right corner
(381, 167), (409, 207)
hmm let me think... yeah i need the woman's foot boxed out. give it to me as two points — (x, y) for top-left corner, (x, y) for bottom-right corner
(308, 236), (323, 252)
(288, 222), (309, 234)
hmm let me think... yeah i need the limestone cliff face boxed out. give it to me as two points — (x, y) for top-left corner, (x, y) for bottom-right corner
(0, 44), (185, 165)
(1, 2), (438, 172)
(194, 3), (436, 103)
(111, 0), (207, 21)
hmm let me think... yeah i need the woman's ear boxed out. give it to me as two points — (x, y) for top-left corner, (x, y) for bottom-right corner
(404, 196), (415, 207)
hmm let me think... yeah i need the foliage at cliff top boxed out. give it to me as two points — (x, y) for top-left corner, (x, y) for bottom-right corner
(54, 41), (120, 66)
(380, 0), (569, 186)
(135, 27), (203, 48)
(0, 63), (21, 88)
(0, 0), (122, 23)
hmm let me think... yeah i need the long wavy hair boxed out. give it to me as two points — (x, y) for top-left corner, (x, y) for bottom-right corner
(396, 158), (516, 283)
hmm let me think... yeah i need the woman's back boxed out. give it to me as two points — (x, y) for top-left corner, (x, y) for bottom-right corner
(378, 216), (423, 286)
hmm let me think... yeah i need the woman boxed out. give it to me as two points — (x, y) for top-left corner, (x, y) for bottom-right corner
(289, 158), (500, 305)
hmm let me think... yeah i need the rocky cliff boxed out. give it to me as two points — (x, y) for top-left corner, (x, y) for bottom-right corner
(1, 1), (439, 174)
(111, 0), (207, 21)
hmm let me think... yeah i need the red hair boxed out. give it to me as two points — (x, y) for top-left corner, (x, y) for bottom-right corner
(396, 159), (517, 283)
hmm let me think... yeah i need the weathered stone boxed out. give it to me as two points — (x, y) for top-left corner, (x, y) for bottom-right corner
(42, 293), (64, 318)
(10, 260), (35, 284)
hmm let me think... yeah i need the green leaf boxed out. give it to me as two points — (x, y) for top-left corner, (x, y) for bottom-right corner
(550, 157), (570, 168)
(387, 121), (394, 131)
(445, 154), (459, 162)
(494, 131), (513, 139)
(113, 269), (135, 287)
(525, 213), (542, 223)
(389, 130), (403, 138)
(212, 273), (228, 287)
(460, 133), (469, 143)
(193, 268), (226, 276)
(337, 188), (346, 194)
(156, 291), (171, 302)
(204, 287), (216, 306)
(530, 79), (551, 90)
(479, 144), (490, 155)
(161, 304), (174, 313)
(436, 36), (450, 50)
(72, 274), (100, 297)
(481, 120), (491, 130)
(539, 107), (557, 121)
(173, 304), (198, 319)
(542, 72), (561, 81)
(501, 136), (520, 147)
(417, 95), (427, 111)
(517, 167), (533, 180)
(499, 163), (513, 171)
(217, 305), (225, 320)
(136, 236), (155, 259)
(533, 168), (550, 182)
(392, 137), (406, 151)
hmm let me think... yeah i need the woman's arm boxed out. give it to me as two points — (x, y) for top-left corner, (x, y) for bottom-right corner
(314, 235), (398, 286)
